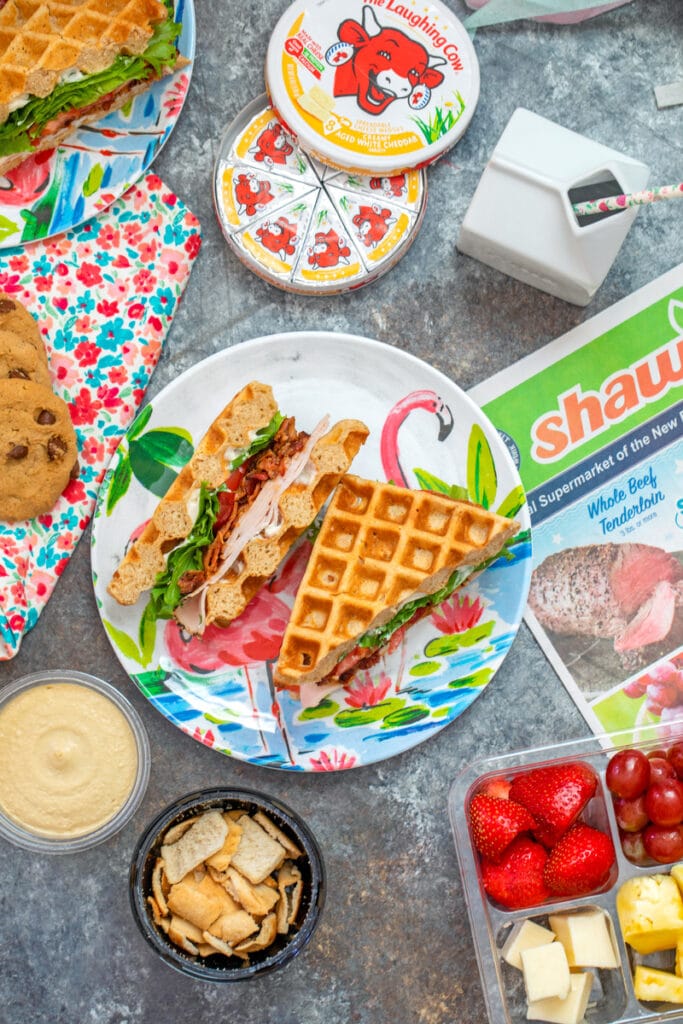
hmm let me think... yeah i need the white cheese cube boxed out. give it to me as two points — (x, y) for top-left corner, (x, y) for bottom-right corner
(548, 910), (618, 969)
(527, 971), (594, 1024)
(521, 942), (571, 1003)
(502, 920), (556, 970)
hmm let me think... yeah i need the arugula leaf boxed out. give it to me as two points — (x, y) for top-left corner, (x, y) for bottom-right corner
(229, 412), (284, 470)
(357, 567), (472, 650)
(0, 2), (182, 157)
(145, 482), (220, 621)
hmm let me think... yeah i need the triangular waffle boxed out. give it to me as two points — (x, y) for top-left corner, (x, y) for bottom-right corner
(0, 0), (168, 120)
(274, 474), (519, 688)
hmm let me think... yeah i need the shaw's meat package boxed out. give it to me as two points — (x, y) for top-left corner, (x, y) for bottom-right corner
(470, 264), (683, 741)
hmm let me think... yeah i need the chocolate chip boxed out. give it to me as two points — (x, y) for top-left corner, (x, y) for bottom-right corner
(47, 435), (67, 461)
(70, 460), (80, 480)
(7, 444), (28, 460)
(0, 299), (16, 313)
(36, 408), (56, 425)
(8, 368), (29, 380)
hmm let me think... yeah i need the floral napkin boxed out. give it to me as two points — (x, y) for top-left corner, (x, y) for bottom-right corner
(0, 173), (201, 660)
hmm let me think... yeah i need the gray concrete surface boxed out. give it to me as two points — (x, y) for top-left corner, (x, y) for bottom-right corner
(1, 1), (681, 1022)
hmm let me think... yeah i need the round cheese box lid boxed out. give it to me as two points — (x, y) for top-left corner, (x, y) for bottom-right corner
(213, 95), (427, 295)
(265, 0), (480, 175)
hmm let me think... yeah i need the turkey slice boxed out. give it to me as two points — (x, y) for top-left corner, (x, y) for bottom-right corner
(174, 416), (330, 635)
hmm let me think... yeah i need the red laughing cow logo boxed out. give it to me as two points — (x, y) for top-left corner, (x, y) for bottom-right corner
(256, 217), (298, 259)
(370, 173), (407, 199)
(234, 172), (274, 217)
(251, 123), (294, 166)
(307, 229), (351, 269)
(352, 204), (394, 248)
(325, 6), (446, 115)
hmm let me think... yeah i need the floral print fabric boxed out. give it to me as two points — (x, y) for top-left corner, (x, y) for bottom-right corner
(0, 173), (201, 660)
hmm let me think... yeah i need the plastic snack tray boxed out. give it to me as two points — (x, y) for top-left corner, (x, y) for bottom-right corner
(449, 729), (683, 1024)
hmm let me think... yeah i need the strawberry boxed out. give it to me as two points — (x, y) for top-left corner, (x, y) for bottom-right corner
(478, 775), (512, 801)
(543, 823), (616, 897)
(469, 794), (537, 861)
(508, 762), (598, 846)
(480, 836), (551, 910)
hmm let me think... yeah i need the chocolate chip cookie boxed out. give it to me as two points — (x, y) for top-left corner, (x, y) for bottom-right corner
(0, 293), (43, 349)
(0, 329), (51, 387)
(0, 378), (79, 522)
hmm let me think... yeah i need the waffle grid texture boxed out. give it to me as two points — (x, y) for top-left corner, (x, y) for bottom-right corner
(0, 0), (167, 120)
(275, 474), (519, 687)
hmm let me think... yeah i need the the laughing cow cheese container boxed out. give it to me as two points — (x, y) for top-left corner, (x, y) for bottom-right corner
(213, 95), (427, 294)
(265, 0), (480, 175)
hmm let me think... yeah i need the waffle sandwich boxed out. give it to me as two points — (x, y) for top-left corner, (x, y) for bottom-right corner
(274, 474), (520, 696)
(108, 381), (369, 635)
(0, 0), (186, 174)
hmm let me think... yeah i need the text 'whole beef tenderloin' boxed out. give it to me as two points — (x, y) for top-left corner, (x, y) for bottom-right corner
(528, 543), (683, 666)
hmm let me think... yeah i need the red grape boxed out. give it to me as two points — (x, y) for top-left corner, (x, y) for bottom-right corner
(643, 823), (683, 863)
(614, 794), (649, 832)
(646, 681), (679, 708)
(619, 829), (649, 865)
(605, 749), (651, 798)
(648, 757), (676, 783)
(648, 661), (680, 685)
(649, 749), (669, 760)
(623, 678), (647, 698)
(645, 779), (683, 826)
(668, 742), (683, 779)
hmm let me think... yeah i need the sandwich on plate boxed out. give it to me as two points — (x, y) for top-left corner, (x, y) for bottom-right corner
(274, 474), (520, 704)
(108, 381), (369, 635)
(0, 0), (187, 175)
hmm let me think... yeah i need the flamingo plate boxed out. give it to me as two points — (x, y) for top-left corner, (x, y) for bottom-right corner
(0, 0), (194, 250)
(91, 332), (532, 772)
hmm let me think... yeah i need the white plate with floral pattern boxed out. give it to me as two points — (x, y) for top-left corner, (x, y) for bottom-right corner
(91, 332), (531, 771)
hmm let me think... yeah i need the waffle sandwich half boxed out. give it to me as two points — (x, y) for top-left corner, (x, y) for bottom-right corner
(0, 0), (186, 174)
(274, 474), (520, 694)
(108, 381), (369, 635)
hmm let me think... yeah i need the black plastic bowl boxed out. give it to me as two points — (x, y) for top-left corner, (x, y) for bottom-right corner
(129, 788), (325, 981)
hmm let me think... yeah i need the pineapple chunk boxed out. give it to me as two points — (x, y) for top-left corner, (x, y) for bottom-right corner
(671, 862), (683, 893)
(521, 942), (571, 1003)
(616, 874), (683, 954)
(502, 920), (555, 970)
(676, 935), (683, 978)
(527, 971), (593, 1024)
(548, 909), (618, 969)
(634, 965), (683, 1003)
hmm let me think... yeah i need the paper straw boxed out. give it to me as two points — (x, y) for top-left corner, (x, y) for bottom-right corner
(572, 183), (683, 218)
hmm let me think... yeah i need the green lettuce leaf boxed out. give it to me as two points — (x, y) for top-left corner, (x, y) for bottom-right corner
(229, 412), (284, 470)
(357, 567), (473, 650)
(145, 482), (220, 622)
(0, 0), (182, 158)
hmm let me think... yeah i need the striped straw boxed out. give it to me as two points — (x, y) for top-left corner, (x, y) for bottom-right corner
(572, 182), (683, 218)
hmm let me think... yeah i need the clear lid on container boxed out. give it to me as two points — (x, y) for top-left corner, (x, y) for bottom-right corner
(213, 94), (427, 295)
(265, 0), (480, 175)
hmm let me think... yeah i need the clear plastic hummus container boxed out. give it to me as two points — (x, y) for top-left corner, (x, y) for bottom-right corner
(213, 94), (427, 294)
(265, 0), (480, 175)
(0, 670), (150, 853)
(449, 729), (683, 1024)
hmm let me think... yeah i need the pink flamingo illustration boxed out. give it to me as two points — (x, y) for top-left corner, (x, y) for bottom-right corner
(380, 390), (454, 487)
(0, 151), (53, 206)
(163, 538), (313, 763)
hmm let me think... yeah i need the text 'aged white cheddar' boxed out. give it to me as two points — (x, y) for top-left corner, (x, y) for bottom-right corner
(521, 942), (571, 1003)
(527, 971), (594, 1024)
(548, 910), (618, 969)
(502, 920), (555, 970)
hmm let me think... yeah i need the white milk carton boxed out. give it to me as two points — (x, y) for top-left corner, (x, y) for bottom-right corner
(457, 108), (650, 306)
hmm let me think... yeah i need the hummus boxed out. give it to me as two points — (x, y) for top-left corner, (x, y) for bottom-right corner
(0, 682), (138, 839)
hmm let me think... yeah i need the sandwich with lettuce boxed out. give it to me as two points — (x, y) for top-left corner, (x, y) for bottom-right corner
(274, 474), (519, 706)
(108, 381), (369, 636)
(0, 0), (187, 174)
